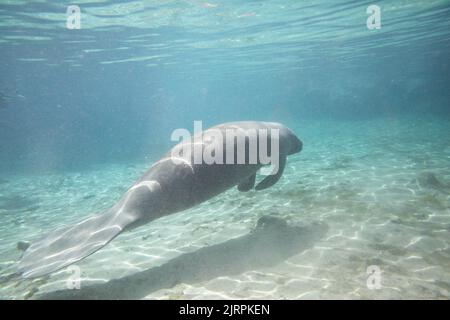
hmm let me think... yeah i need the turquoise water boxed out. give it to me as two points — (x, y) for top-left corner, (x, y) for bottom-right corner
(0, 1), (449, 299)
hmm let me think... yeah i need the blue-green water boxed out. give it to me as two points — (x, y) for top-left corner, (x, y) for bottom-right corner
(0, 1), (449, 299)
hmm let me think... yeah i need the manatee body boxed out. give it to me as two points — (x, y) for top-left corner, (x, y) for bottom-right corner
(18, 121), (302, 278)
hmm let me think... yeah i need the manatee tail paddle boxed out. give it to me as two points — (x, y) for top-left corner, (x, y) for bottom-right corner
(17, 209), (132, 279)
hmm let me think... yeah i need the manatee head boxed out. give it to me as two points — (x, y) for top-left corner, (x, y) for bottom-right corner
(266, 122), (303, 155)
(271, 123), (302, 155)
(285, 128), (302, 155)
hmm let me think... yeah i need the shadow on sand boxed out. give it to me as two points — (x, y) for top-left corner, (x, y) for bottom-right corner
(38, 216), (328, 299)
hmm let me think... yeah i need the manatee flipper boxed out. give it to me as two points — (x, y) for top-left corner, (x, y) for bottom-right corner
(237, 173), (256, 192)
(17, 182), (161, 279)
(255, 154), (286, 191)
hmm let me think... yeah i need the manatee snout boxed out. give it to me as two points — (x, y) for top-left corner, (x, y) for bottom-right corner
(290, 135), (303, 154)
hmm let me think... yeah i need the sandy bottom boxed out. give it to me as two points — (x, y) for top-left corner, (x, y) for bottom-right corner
(0, 116), (449, 299)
